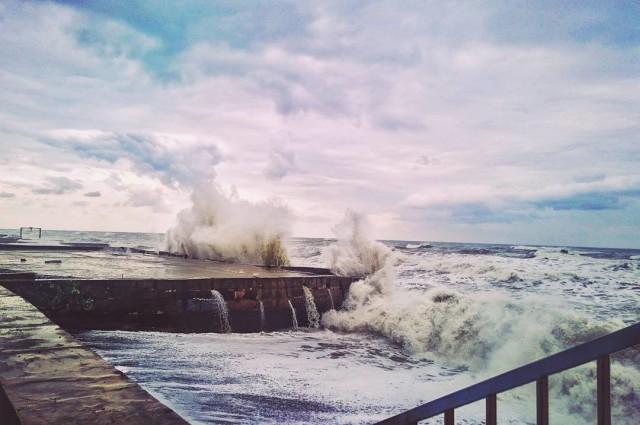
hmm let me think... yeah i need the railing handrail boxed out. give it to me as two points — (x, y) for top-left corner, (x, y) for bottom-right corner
(377, 321), (640, 424)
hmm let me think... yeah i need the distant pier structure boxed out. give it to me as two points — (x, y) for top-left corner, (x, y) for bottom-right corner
(19, 227), (41, 239)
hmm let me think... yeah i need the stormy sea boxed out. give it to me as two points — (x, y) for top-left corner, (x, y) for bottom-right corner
(3, 227), (639, 424)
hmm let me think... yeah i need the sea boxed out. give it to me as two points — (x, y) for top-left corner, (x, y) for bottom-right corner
(2, 228), (639, 424)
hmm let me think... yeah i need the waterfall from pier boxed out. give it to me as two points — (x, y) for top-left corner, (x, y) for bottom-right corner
(303, 286), (320, 329)
(259, 300), (265, 331)
(326, 287), (335, 310)
(210, 290), (231, 333)
(287, 300), (299, 330)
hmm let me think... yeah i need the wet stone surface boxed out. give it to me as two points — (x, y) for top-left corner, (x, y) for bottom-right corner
(0, 286), (188, 425)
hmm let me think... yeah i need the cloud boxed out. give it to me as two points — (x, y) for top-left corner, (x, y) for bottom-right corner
(43, 131), (223, 187)
(1, 1), (639, 246)
(123, 187), (170, 213)
(83, 191), (101, 197)
(32, 176), (83, 195)
(264, 147), (296, 180)
(0, 192), (16, 198)
(401, 175), (640, 224)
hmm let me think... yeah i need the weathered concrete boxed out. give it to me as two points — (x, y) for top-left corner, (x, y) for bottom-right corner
(0, 249), (316, 280)
(0, 285), (188, 424)
(1, 273), (356, 333)
(0, 249), (359, 333)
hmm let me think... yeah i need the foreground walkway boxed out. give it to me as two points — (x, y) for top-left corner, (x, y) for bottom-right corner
(0, 285), (188, 425)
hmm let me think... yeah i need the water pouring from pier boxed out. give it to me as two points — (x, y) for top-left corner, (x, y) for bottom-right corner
(210, 290), (231, 333)
(303, 286), (320, 329)
(259, 300), (265, 331)
(287, 300), (299, 330)
(326, 287), (335, 310)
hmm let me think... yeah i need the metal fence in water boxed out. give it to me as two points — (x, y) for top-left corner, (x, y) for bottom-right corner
(376, 322), (640, 425)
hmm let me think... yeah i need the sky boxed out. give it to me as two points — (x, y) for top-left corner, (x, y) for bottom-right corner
(0, 1), (639, 248)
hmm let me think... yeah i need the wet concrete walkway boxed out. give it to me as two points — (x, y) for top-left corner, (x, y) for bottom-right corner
(0, 285), (188, 424)
(0, 249), (318, 280)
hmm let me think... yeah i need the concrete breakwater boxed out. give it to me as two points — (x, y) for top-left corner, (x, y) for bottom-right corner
(1, 272), (357, 333)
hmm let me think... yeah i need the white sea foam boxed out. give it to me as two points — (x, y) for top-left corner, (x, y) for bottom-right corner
(320, 215), (640, 424)
(511, 245), (539, 251)
(165, 182), (290, 266)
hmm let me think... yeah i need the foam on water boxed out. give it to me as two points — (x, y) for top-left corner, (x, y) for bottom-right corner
(319, 216), (640, 424)
(77, 330), (497, 424)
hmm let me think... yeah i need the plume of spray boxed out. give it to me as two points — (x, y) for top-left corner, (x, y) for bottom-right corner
(321, 210), (640, 423)
(165, 181), (290, 267)
(323, 209), (400, 278)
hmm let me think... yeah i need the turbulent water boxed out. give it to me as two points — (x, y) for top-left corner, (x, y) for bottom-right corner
(3, 227), (639, 424)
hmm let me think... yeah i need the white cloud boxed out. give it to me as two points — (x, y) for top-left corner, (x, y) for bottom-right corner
(32, 176), (83, 195)
(43, 130), (223, 187)
(124, 187), (171, 213)
(264, 147), (296, 180)
(0, 1), (638, 247)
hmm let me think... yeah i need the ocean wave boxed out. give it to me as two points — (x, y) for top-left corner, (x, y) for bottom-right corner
(320, 215), (640, 424)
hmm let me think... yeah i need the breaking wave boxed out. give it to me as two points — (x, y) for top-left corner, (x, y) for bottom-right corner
(321, 209), (401, 277)
(165, 182), (290, 266)
(321, 211), (640, 424)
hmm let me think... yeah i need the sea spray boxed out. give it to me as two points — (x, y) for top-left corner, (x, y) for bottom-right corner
(302, 286), (320, 329)
(287, 300), (299, 330)
(322, 209), (400, 277)
(210, 290), (231, 333)
(165, 183), (291, 266)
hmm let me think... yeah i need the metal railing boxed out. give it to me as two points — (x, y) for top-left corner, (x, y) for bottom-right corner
(377, 322), (640, 425)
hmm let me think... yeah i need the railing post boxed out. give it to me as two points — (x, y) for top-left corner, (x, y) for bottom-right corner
(597, 355), (611, 425)
(444, 409), (454, 425)
(486, 393), (497, 425)
(536, 375), (549, 425)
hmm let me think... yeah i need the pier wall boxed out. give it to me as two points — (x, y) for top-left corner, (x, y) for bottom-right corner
(1, 273), (357, 333)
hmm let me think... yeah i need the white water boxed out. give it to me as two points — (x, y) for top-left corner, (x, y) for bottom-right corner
(287, 300), (299, 330)
(210, 290), (231, 333)
(318, 213), (640, 424)
(164, 183), (290, 266)
(303, 286), (320, 329)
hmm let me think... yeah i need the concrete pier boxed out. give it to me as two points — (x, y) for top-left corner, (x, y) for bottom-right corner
(0, 248), (359, 423)
(0, 249), (357, 333)
(0, 285), (188, 424)
(1, 272), (355, 333)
